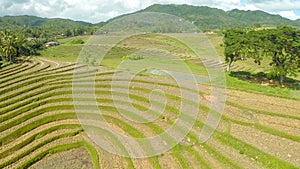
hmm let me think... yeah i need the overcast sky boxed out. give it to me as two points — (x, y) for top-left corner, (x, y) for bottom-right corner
(0, 0), (300, 23)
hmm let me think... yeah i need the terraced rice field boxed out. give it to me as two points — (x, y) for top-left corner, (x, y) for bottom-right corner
(0, 56), (299, 169)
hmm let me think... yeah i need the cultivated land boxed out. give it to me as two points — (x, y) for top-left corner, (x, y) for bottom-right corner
(0, 33), (299, 169)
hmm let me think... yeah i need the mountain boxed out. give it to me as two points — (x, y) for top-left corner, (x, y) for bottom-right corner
(227, 9), (299, 27)
(0, 15), (100, 38)
(1, 4), (300, 33)
(137, 4), (300, 30)
(0, 15), (93, 29)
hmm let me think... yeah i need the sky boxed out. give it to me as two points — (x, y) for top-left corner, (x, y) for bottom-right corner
(0, 0), (300, 23)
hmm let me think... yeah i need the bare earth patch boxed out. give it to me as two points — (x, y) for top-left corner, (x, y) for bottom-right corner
(29, 147), (93, 169)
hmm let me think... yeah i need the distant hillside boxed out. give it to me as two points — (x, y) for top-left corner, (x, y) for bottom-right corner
(1, 4), (300, 33)
(0, 15), (93, 29)
(227, 9), (299, 27)
(138, 4), (300, 30)
(0, 15), (100, 38)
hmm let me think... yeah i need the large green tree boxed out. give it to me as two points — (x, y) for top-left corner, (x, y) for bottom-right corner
(0, 30), (18, 62)
(0, 30), (40, 63)
(264, 26), (300, 85)
(224, 26), (300, 85)
(223, 28), (249, 71)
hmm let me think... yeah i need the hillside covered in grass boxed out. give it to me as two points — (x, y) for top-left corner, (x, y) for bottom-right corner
(138, 4), (300, 30)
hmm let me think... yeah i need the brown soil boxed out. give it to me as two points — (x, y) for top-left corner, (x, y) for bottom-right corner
(230, 123), (300, 167)
(29, 147), (93, 169)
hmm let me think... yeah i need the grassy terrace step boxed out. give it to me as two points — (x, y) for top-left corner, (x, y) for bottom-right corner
(1, 93), (186, 142)
(0, 124), (81, 158)
(0, 63), (31, 76)
(0, 78), (201, 124)
(2, 98), (169, 139)
(0, 71), (200, 102)
(0, 71), (95, 102)
(0, 83), (73, 109)
(187, 146), (211, 169)
(0, 92), (199, 168)
(0, 73), (114, 109)
(0, 69), (73, 93)
(0, 130), (82, 168)
(83, 125), (135, 168)
(0, 113), (77, 145)
(98, 113), (190, 168)
(0, 88), (71, 111)
(202, 143), (243, 169)
(0, 69), (99, 98)
(0, 99), (260, 168)
(94, 78), (204, 95)
(0, 62), (41, 82)
(227, 100), (300, 120)
(0, 62), (89, 89)
(16, 141), (101, 169)
(172, 145), (191, 169)
(193, 116), (298, 169)
(220, 111), (300, 143)
(0, 63), (27, 75)
(0, 75), (197, 111)
(0, 104), (74, 132)
(7, 76), (292, 143)
(0, 70), (115, 99)
(215, 132), (298, 169)
(6, 76), (296, 145)
(226, 74), (299, 100)
(210, 104), (300, 143)
(2, 95), (173, 140)
(0, 69), (61, 90)
(0, 89), (149, 123)
(102, 114), (161, 168)
(86, 93), (228, 167)
(1, 61), (298, 168)
(0, 66), (99, 92)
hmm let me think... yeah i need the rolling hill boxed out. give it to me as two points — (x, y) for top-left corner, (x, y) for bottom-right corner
(0, 15), (93, 28)
(139, 4), (300, 29)
(0, 15), (100, 38)
(1, 4), (300, 32)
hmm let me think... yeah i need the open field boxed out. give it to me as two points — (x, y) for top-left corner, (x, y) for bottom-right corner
(1, 33), (300, 168)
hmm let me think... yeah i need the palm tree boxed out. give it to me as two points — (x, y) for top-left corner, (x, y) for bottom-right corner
(2, 35), (17, 62)
(0, 30), (20, 62)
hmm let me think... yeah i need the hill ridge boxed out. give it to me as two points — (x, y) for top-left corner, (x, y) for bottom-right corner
(139, 4), (300, 29)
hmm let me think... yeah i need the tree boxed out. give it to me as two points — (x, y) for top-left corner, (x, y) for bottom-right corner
(0, 30), (18, 62)
(224, 26), (300, 85)
(245, 29), (266, 65)
(263, 26), (300, 85)
(65, 29), (72, 37)
(223, 28), (249, 71)
(0, 30), (38, 63)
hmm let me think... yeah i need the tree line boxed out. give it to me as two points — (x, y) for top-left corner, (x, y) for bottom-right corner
(0, 30), (44, 64)
(224, 26), (300, 85)
(0, 25), (100, 65)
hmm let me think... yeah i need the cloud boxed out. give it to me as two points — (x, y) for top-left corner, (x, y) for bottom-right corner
(0, 0), (299, 23)
(246, 0), (300, 11)
(279, 10), (300, 20)
(245, 0), (300, 20)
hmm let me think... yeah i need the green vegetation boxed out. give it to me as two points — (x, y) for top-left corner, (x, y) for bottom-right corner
(0, 15), (99, 39)
(140, 4), (300, 30)
(1, 57), (299, 168)
(0, 30), (43, 64)
(224, 26), (300, 85)
(18, 141), (100, 169)
(1, 8), (300, 168)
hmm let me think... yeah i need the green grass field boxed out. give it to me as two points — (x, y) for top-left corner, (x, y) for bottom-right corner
(1, 33), (299, 168)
